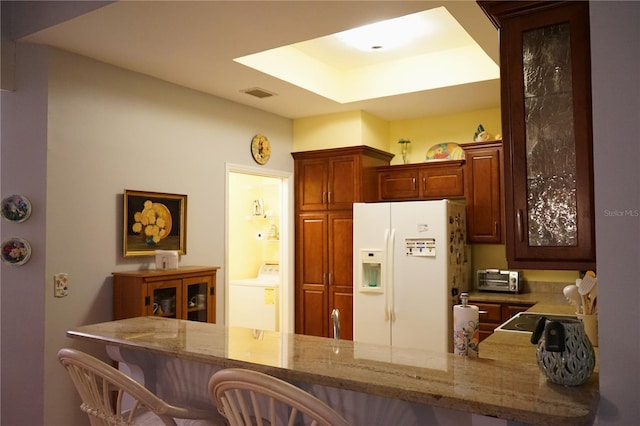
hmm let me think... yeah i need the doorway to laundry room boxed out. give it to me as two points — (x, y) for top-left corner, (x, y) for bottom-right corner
(226, 165), (292, 336)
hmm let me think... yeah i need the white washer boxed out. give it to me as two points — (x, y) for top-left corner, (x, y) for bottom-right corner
(229, 263), (280, 331)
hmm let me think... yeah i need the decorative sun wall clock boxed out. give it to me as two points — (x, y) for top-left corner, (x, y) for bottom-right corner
(251, 134), (271, 165)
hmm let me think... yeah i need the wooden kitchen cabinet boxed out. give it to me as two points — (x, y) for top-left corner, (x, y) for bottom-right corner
(475, 301), (532, 342)
(294, 146), (393, 212)
(463, 141), (504, 244)
(113, 266), (218, 323)
(292, 146), (393, 339)
(296, 212), (353, 338)
(377, 161), (464, 201)
(479, 1), (596, 270)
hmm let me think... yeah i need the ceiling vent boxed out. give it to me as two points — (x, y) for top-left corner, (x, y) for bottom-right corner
(241, 87), (277, 99)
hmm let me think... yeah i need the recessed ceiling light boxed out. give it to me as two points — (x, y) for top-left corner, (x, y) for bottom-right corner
(334, 13), (425, 52)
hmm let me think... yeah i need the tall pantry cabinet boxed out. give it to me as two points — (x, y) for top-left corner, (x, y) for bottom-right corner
(292, 146), (393, 340)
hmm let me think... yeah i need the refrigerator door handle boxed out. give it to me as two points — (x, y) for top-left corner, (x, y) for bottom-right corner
(383, 228), (390, 322)
(388, 228), (396, 322)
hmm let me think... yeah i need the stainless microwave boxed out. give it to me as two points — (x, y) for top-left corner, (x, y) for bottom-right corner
(477, 269), (521, 293)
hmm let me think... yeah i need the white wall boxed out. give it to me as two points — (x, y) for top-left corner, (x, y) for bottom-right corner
(590, 2), (640, 423)
(41, 48), (293, 425)
(0, 42), (48, 426)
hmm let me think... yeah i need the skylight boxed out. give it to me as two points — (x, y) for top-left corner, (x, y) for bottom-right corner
(234, 7), (499, 104)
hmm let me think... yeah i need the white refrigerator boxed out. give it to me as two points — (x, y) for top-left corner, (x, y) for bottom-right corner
(353, 200), (469, 353)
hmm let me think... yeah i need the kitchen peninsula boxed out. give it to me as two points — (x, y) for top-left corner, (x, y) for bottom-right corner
(67, 299), (598, 426)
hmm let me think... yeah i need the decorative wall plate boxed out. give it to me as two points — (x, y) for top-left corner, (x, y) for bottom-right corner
(1, 194), (32, 223)
(1, 237), (32, 266)
(251, 134), (271, 165)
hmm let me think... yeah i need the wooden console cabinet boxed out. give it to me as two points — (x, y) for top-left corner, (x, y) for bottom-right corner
(113, 266), (218, 323)
(292, 146), (393, 340)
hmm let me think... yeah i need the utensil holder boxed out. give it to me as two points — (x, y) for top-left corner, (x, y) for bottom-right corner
(576, 313), (598, 347)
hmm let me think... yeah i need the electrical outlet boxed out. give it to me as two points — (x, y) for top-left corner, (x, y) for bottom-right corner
(54, 273), (69, 297)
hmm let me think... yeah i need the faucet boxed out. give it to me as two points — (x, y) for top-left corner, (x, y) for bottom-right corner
(331, 309), (340, 341)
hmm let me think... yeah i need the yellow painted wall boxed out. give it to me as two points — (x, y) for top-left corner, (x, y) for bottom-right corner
(361, 111), (389, 151)
(293, 110), (363, 151)
(293, 110), (389, 152)
(388, 107), (502, 165)
(292, 107), (502, 164)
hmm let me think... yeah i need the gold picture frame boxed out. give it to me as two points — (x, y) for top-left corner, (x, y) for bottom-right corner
(123, 190), (187, 257)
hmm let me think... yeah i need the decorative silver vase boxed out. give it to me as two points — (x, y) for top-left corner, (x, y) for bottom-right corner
(534, 318), (595, 386)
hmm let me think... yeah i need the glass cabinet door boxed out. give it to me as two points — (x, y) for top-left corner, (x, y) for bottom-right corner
(482, 1), (596, 270)
(183, 276), (212, 322)
(522, 22), (577, 248)
(149, 280), (182, 318)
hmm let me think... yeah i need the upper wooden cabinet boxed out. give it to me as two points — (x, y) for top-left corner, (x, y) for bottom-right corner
(463, 141), (504, 244)
(293, 146), (394, 212)
(377, 161), (464, 201)
(479, 1), (596, 270)
(377, 143), (503, 244)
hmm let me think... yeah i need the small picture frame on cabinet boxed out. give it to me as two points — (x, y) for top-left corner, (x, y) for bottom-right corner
(123, 190), (187, 257)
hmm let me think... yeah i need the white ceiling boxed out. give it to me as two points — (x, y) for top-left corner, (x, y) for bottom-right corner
(21, 0), (501, 121)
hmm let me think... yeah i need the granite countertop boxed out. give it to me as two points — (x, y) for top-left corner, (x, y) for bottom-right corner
(68, 296), (598, 426)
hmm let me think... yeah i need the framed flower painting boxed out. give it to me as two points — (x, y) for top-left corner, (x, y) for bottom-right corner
(123, 190), (187, 257)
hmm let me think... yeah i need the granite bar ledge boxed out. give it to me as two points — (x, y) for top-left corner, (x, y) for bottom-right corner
(67, 316), (598, 425)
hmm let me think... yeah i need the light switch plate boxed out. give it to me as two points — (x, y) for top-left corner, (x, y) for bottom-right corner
(54, 273), (69, 297)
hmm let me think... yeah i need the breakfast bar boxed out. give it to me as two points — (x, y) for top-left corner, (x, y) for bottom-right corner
(66, 306), (598, 426)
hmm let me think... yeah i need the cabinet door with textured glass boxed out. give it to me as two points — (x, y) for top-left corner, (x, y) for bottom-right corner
(481, 1), (595, 270)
